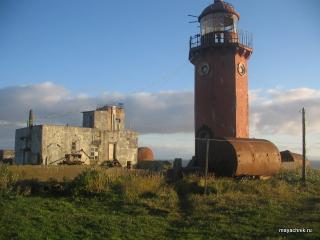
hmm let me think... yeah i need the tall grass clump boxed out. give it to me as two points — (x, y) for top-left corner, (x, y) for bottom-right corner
(277, 168), (320, 184)
(0, 164), (18, 193)
(71, 168), (179, 211)
(72, 168), (112, 195)
(113, 171), (179, 209)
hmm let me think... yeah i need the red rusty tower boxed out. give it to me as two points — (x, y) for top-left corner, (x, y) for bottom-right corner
(189, 0), (253, 160)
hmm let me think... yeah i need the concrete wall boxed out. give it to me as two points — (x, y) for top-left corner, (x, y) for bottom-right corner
(15, 125), (138, 166)
(82, 107), (125, 131)
(82, 111), (94, 128)
(94, 111), (110, 131)
(15, 126), (42, 165)
(41, 125), (94, 165)
(108, 130), (138, 166)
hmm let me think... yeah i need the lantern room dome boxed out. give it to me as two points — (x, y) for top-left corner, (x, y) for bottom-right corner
(199, 0), (240, 21)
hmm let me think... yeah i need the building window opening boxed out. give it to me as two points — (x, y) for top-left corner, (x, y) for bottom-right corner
(91, 147), (99, 160)
(108, 143), (117, 160)
(71, 142), (76, 152)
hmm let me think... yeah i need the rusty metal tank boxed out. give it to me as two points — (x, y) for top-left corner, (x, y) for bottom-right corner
(196, 138), (281, 177)
(138, 147), (154, 162)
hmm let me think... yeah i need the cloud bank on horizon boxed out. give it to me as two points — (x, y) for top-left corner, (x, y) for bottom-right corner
(0, 82), (319, 159)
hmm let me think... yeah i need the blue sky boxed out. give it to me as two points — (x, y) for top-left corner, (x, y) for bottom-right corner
(0, 0), (319, 160)
(1, 0), (319, 93)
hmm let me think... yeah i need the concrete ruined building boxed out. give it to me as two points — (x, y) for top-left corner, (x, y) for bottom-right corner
(188, 0), (282, 176)
(15, 105), (138, 166)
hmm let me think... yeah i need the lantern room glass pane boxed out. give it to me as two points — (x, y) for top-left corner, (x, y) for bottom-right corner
(200, 13), (238, 35)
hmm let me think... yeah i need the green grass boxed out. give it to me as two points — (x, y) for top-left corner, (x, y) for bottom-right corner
(0, 165), (319, 239)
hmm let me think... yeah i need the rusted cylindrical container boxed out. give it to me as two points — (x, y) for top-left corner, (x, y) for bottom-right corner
(197, 138), (281, 177)
(138, 147), (154, 162)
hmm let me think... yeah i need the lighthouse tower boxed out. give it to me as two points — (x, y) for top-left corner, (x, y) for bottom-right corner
(189, 0), (253, 162)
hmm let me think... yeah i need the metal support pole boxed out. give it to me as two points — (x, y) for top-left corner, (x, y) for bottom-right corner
(204, 138), (209, 195)
(302, 107), (306, 182)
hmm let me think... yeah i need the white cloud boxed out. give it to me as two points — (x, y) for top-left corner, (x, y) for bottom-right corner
(139, 133), (194, 160)
(0, 120), (25, 127)
(0, 82), (319, 159)
(0, 83), (194, 151)
(125, 91), (193, 133)
(266, 88), (320, 103)
(250, 87), (320, 136)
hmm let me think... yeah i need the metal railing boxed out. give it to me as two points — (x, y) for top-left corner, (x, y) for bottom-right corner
(190, 29), (253, 50)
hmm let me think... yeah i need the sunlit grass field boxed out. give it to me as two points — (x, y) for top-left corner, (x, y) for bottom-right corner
(0, 165), (319, 239)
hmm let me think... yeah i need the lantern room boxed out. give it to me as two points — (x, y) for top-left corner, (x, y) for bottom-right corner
(199, 0), (240, 36)
(189, 0), (252, 52)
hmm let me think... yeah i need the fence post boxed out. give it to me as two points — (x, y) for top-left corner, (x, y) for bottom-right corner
(302, 107), (306, 182)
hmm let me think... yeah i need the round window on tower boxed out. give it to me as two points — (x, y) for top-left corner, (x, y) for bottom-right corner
(237, 62), (246, 76)
(198, 62), (210, 76)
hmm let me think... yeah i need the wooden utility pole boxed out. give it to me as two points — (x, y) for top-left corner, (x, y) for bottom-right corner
(204, 138), (210, 195)
(302, 107), (306, 182)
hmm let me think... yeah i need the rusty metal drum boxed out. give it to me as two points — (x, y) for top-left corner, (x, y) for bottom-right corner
(138, 147), (154, 162)
(197, 138), (281, 177)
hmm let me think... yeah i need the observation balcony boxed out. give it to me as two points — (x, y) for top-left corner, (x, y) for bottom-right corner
(189, 30), (253, 51)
